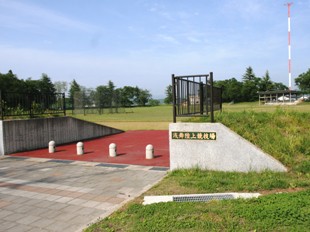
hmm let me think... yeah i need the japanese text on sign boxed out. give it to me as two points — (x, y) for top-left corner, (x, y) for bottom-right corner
(171, 131), (216, 140)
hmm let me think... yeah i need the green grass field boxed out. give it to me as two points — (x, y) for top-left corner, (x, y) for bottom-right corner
(70, 105), (173, 130)
(81, 102), (310, 232)
(222, 101), (310, 113)
(72, 102), (310, 130)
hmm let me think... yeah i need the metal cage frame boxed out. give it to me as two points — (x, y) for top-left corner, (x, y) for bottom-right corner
(172, 72), (222, 123)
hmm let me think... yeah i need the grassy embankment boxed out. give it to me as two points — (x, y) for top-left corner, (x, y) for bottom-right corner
(81, 102), (310, 231)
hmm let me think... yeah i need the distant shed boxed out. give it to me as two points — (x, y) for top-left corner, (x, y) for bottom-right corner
(258, 90), (304, 105)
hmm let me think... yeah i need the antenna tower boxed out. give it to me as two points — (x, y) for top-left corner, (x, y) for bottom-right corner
(285, 2), (293, 90)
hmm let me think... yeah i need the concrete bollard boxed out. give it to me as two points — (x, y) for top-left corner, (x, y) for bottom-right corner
(77, 142), (84, 155)
(146, 144), (154, 159)
(109, 143), (117, 157)
(48, 141), (56, 153)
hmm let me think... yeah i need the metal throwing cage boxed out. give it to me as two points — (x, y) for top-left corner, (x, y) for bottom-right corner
(172, 72), (222, 123)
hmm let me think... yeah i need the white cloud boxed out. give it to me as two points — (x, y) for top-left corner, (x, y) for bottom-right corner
(157, 34), (180, 44)
(221, 0), (265, 20)
(0, 0), (98, 32)
(176, 11), (192, 19)
(148, 2), (174, 21)
(187, 36), (201, 43)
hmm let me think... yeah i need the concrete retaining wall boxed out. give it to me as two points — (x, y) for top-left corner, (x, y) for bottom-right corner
(169, 123), (287, 172)
(0, 117), (123, 155)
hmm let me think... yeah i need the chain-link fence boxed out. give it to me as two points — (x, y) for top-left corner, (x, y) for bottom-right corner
(71, 91), (127, 115)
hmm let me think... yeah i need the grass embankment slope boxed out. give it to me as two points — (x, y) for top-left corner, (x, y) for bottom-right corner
(82, 103), (310, 232)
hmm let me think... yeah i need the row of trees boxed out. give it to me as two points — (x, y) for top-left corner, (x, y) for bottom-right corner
(164, 67), (291, 104)
(295, 68), (310, 92)
(214, 67), (288, 102)
(66, 79), (156, 109)
(218, 67), (310, 103)
(2, 66), (309, 109)
(0, 70), (56, 98)
(0, 71), (63, 117)
(164, 66), (310, 104)
(0, 70), (155, 111)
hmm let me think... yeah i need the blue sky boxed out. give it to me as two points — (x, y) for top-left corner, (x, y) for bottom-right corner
(1, 0), (309, 98)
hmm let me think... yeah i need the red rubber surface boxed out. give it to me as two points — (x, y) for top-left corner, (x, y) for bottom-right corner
(10, 130), (169, 167)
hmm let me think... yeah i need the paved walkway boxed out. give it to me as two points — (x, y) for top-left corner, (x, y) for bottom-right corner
(0, 157), (167, 232)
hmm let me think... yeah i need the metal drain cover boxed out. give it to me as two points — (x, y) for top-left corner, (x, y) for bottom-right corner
(173, 194), (234, 202)
(143, 193), (260, 205)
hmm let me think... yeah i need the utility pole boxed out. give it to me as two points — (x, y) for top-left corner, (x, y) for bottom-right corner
(285, 2), (293, 90)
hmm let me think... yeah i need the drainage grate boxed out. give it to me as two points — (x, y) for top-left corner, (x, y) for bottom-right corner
(47, 159), (74, 164)
(149, 167), (169, 171)
(96, 163), (128, 168)
(143, 193), (261, 205)
(173, 194), (234, 202)
(6, 156), (28, 160)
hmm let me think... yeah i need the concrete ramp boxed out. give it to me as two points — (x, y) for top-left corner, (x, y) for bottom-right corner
(0, 117), (123, 155)
(169, 123), (287, 172)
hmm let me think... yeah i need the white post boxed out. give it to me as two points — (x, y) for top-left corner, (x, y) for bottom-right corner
(109, 143), (117, 157)
(146, 144), (154, 159)
(77, 142), (84, 155)
(48, 141), (55, 153)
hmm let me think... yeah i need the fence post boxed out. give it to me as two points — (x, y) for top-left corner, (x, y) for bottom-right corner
(187, 81), (190, 115)
(0, 91), (3, 120)
(205, 75), (209, 116)
(220, 86), (223, 112)
(72, 98), (74, 115)
(28, 94), (33, 118)
(199, 82), (204, 115)
(63, 93), (66, 116)
(172, 74), (177, 123)
(210, 72), (214, 123)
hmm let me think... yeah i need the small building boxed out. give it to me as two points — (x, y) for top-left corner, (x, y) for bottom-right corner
(189, 95), (200, 105)
(258, 90), (306, 105)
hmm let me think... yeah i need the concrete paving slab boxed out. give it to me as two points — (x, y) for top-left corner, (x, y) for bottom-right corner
(0, 157), (167, 232)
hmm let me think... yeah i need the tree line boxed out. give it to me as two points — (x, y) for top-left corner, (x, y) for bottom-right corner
(295, 68), (310, 93)
(2, 66), (309, 109)
(0, 70), (56, 97)
(0, 70), (157, 111)
(66, 79), (157, 109)
(214, 66), (287, 103)
(164, 66), (310, 104)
